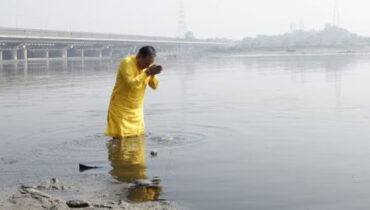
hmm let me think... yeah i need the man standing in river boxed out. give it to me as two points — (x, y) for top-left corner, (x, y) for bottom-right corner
(105, 46), (162, 139)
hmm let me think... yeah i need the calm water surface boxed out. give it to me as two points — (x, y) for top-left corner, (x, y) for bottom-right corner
(1, 54), (370, 209)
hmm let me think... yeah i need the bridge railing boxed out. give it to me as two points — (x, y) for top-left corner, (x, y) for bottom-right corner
(0, 27), (186, 41)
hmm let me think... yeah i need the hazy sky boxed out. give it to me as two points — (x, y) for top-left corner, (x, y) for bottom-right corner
(0, 0), (369, 39)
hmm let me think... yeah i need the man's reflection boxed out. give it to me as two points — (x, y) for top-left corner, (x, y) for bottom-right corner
(107, 136), (162, 201)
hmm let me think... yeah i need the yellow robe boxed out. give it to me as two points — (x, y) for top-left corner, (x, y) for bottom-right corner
(105, 55), (159, 138)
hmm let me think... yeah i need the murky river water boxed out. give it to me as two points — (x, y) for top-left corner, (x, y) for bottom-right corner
(1, 54), (370, 209)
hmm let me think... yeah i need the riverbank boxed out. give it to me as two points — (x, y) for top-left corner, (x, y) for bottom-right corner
(0, 178), (181, 210)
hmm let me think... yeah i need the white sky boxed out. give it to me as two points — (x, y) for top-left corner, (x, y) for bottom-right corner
(0, 0), (369, 40)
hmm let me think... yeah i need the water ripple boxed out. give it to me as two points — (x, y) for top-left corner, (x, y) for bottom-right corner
(146, 130), (206, 147)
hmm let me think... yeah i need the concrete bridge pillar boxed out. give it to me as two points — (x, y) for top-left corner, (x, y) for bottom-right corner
(81, 49), (84, 58)
(23, 48), (28, 61)
(45, 50), (49, 58)
(62, 48), (67, 59)
(0, 50), (3, 61)
(12, 50), (18, 61)
(99, 50), (103, 59)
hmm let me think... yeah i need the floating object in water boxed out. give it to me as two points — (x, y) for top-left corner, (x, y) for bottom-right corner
(79, 163), (102, 172)
(150, 149), (158, 157)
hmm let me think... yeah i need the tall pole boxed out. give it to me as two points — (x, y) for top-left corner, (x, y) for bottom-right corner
(333, 0), (340, 27)
(177, 0), (187, 38)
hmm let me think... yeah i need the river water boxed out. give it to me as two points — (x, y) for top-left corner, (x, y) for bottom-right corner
(1, 54), (370, 209)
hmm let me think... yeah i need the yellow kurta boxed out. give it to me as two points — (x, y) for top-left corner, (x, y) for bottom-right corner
(105, 55), (159, 138)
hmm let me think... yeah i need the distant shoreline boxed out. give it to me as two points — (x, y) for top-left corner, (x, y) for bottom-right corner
(202, 46), (370, 57)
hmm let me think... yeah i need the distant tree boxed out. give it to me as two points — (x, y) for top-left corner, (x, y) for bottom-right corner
(239, 25), (366, 48)
(185, 31), (195, 40)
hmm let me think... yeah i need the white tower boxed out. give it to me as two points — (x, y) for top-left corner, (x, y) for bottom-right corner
(333, 0), (340, 26)
(176, 0), (188, 38)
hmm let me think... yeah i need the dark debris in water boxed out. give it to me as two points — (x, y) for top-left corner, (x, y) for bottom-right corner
(79, 163), (103, 172)
(150, 149), (158, 157)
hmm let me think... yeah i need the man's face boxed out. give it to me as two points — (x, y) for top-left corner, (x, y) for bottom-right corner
(137, 55), (154, 69)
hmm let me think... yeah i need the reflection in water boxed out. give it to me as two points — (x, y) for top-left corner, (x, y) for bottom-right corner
(127, 181), (162, 202)
(107, 136), (162, 202)
(239, 55), (358, 104)
(107, 137), (146, 182)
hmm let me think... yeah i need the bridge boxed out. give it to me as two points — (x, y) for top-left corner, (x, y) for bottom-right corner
(0, 27), (228, 61)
